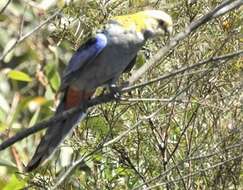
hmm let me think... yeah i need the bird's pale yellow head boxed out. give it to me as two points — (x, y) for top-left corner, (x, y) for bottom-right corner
(113, 10), (173, 38)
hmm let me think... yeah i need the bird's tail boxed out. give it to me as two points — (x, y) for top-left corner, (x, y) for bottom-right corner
(25, 87), (94, 172)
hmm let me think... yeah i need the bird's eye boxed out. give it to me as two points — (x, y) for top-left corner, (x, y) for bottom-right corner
(158, 20), (165, 27)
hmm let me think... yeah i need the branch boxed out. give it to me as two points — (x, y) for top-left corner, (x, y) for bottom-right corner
(0, 0), (241, 175)
(51, 107), (164, 189)
(0, 93), (116, 151)
(0, 48), (241, 152)
(128, 0), (243, 85)
(0, 49), (241, 152)
(49, 1), (243, 186)
(123, 49), (243, 93)
(0, 9), (62, 63)
(1, 0), (242, 151)
(144, 154), (243, 189)
(134, 141), (243, 189)
(0, 0), (12, 14)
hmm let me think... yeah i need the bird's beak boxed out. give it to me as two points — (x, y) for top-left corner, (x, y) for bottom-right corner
(165, 26), (173, 35)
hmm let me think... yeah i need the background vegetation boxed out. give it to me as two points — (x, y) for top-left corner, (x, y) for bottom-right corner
(0, 0), (242, 189)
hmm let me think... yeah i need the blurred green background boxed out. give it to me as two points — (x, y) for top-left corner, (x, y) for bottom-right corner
(0, 0), (242, 189)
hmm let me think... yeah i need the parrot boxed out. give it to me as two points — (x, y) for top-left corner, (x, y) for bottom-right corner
(25, 10), (173, 172)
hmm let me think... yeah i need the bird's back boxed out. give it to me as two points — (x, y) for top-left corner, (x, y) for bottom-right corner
(71, 23), (146, 90)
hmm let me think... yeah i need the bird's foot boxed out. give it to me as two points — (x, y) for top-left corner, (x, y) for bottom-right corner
(109, 84), (121, 100)
(121, 81), (129, 88)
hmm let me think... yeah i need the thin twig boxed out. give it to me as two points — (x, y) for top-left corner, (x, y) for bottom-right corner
(51, 107), (163, 189)
(0, 49), (241, 152)
(0, 0), (242, 187)
(127, 0), (243, 85)
(0, 0), (12, 14)
(133, 142), (243, 189)
(0, 93), (116, 151)
(50, 54), (240, 188)
(0, 0), (242, 151)
(144, 154), (243, 189)
(0, 9), (62, 63)
(124, 48), (243, 93)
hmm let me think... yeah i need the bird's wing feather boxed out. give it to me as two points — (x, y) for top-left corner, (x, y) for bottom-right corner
(61, 33), (107, 89)
(123, 55), (137, 73)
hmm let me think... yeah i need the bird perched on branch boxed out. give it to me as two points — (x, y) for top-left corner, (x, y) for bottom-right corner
(26, 10), (173, 172)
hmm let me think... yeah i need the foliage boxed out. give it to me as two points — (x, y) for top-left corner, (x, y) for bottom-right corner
(0, 0), (242, 189)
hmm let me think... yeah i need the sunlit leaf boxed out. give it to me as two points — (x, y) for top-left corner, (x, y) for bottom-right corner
(50, 71), (61, 91)
(3, 174), (25, 190)
(0, 123), (8, 132)
(7, 70), (32, 82)
(2, 38), (16, 62)
(44, 62), (54, 75)
(134, 54), (145, 69)
(44, 63), (61, 91)
(45, 85), (55, 100)
(28, 107), (40, 127)
(0, 94), (10, 113)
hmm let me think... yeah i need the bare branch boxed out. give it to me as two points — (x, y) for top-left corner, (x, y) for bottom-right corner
(51, 57), (241, 188)
(144, 154), (243, 190)
(0, 0), (12, 14)
(134, 141), (243, 189)
(0, 1), (242, 186)
(1, 0), (242, 151)
(123, 49), (243, 93)
(0, 9), (62, 63)
(0, 93), (116, 151)
(0, 48), (241, 153)
(51, 107), (164, 189)
(128, 0), (243, 84)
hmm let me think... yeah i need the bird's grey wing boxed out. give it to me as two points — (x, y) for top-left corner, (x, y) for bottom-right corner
(123, 55), (137, 73)
(61, 33), (107, 90)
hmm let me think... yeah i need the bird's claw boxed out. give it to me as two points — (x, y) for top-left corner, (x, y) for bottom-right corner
(109, 84), (121, 100)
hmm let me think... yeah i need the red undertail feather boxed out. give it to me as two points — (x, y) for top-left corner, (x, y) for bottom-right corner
(65, 87), (94, 109)
(25, 87), (94, 172)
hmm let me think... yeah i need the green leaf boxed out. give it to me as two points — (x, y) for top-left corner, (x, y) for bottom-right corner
(50, 71), (61, 91)
(129, 0), (149, 7)
(45, 85), (55, 100)
(0, 123), (8, 132)
(28, 108), (40, 127)
(0, 94), (10, 113)
(7, 70), (32, 82)
(135, 54), (145, 69)
(2, 38), (16, 62)
(44, 63), (61, 91)
(44, 62), (54, 75)
(0, 14), (8, 21)
(87, 116), (108, 136)
(3, 174), (25, 190)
